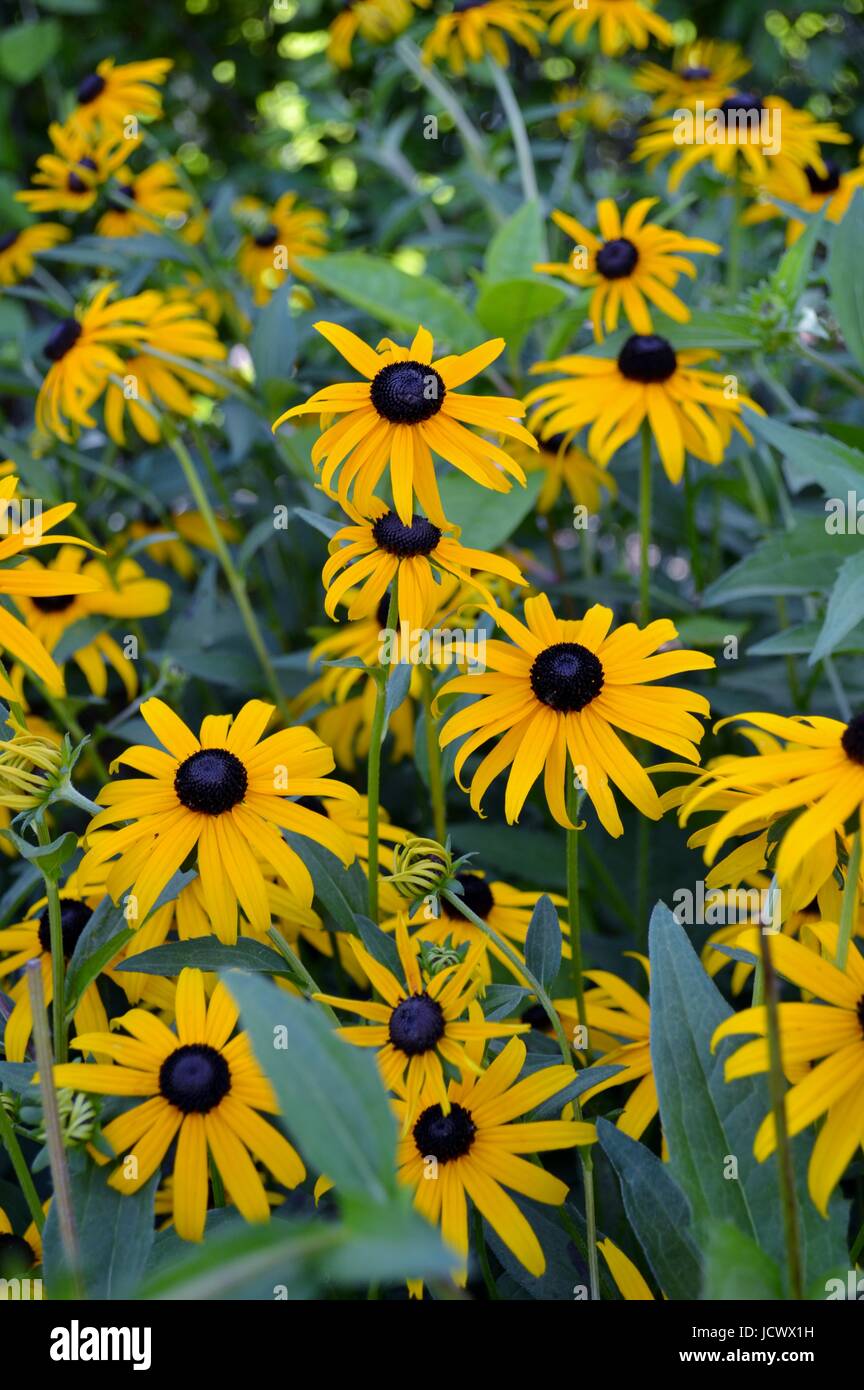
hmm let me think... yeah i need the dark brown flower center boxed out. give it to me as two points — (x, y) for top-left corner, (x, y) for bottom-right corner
(0, 231), (19, 254)
(388, 993), (445, 1055)
(442, 872), (494, 921)
(530, 642), (604, 713)
(159, 1043), (231, 1113)
(66, 156), (98, 194)
(804, 161), (841, 196)
(77, 72), (107, 105)
(618, 333), (677, 383)
(37, 898), (92, 958)
(413, 1101), (476, 1162)
(681, 65), (712, 80)
(720, 92), (763, 119)
(174, 748), (248, 814)
(0, 1233), (35, 1277)
(596, 237), (639, 280)
(31, 593), (77, 614)
(371, 511), (441, 558)
(370, 361), (445, 425)
(841, 714), (864, 766)
(253, 223), (279, 248)
(44, 319), (82, 363)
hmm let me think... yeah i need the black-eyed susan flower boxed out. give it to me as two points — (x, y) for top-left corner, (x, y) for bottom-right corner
(526, 336), (761, 484)
(422, 1), (545, 75)
(0, 223), (70, 286)
(102, 295), (227, 445)
(384, 869), (569, 985)
(397, 1032), (594, 1282)
(0, 476), (104, 696)
(547, 0), (672, 55)
(512, 434), (617, 515)
(52, 968), (305, 1241)
(35, 283), (160, 443)
(0, 1206), (42, 1282)
(328, 0), (425, 68)
(16, 122), (138, 216)
(66, 58), (173, 135)
(742, 154), (864, 246)
(82, 698), (357, 940)
(235, 193), (327, 305)
(9, 547), (171, 701)
(272, 322), (534, 527)
(120, 509), (238, 582)
(314, 918), (527, 1117)
(712, 921), (864, 1215)
(634, 94), (851, 191)
(535, 198), (720, 341)
(438, 593), (714, 836)
(321, 497), (525, 632)
(634, 39), (752, 115)
(697, 712), (864, 886)
(96, 160), (192, 238)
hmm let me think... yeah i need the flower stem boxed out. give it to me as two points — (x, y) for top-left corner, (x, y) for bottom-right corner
(799, 344), (864, 399)
(565, 769), (586, 1036)
(367, 583), (399, 923)
(639, 421), (652, 625)
(488, 60), (541, 214)
(164, 425), (291, 723)
(0, 1099), (44, 1234)
(473, 1205), (501, 1299)
(421, 664), (446, 844)
(266, 927), (340, 1025)
(36, 818), (68, 1065)
(728, 177), (743, 296)
(757, 928), (804, 1300)
(836, 829), (861, 971)
(27, 961), (82, 1295)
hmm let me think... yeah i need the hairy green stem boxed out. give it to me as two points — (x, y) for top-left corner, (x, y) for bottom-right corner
(266, 927), (340, 1025)
(488, 60), (541, 214)
(639, 422), (652, 625)
(36, 819), (68, 1065)
(0, 1100), (44, 1234)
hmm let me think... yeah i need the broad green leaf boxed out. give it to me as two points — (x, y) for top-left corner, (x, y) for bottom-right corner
(750, 620), (864, 657)
(438, 468), (541, 550)
(282, 831), (367, 932)
(773, 203), (827, 304)
(827, 188), (864, 371)
(484, 201), (544, 281)
(300, 253), (484, 352)
(0, 21), (61, 85)
(746, 408), (864, 497)
(702, 1222), (783, 1300)
(810, 552), (864, 663)
(382, 662), (412, 732)
(475, 278), (566, 346)
(226, 971), (398, 1204)
(42, 1167), (158, 1299)
(354, 914), (401, 975)
(703, 518), (860, 604)
(250, 279), (296, 387)
(114, 936), (293, 979)
(524, 894), (562, 987)
(598, 1118), (702, 1300)
(65, 897), (132, 1013)
(39, 233), (195, 268)
(1, 829), (77, 878)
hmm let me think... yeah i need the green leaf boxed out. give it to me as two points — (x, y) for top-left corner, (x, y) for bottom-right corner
(773, 203), (827, 304)
(226, 971), (398, 1204)
(35, 0), (102, 12)
(282, 831), (367, 933)
(1, 829), (78, 878)
(703, 517), (859, 604)
(438, 468), (541, 550)
(300, 253), (484, 352)
(750, 620), (864, 657)
(65, 897), (132, 1013)
(827, 187), (864, 371)
(42, 1167), (158, 1299)
(702, 1222), (783, 1300)
(383, 662), (412, 732)
(354, 914), (401, 975)
(746, 409), (864, 497)
(484, 201), (544, 281)
(475, 278), (566, 347)
(39, 233), (195, 268)
(114, 936), (293, 978)
(810, 552), (864, 664)
(597, 1119), (702, 1300)
(524, 894), (562, 987)
(250, 280), (296, 387)
(0, 21), (61, 85)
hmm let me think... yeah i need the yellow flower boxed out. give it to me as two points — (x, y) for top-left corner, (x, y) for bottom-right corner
(52, 969), (305, 1242)
(273, 321), (534, 527)
(535, 197), (720, 341)
(328, 0), (426, 68)
(0, 223), (70, 286)
(438, 593), (714, 835)
(526, 337), (762, 484)
(66, 58), (173, 135)
(512, 434), (617, 514)
(742, 154), (864, 245)
(546, 0), (672, 55)
(634, 40), (752, 115)
(235, 193), (327, 305)
(120, 510), (238, 581)
(16, 121), (138, 216)
(423, 2), (545, 75)
(96, 160), (192, 238)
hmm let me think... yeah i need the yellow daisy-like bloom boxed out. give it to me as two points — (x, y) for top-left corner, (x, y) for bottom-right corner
(52, 968), (305, 1241)
(321, 496), (525, 632)
(9, 547), (171, 701)
(554, 85), (622, 136)
(742, 154), (864, 246)
(422, 1), (545, 75)
(695, 712), (864, 886)
(16, 121), (138, 216)
(66, 58), (173, 135)
(96, 161), (192, 238)
(634, 94), (851, 192)
(0, 476), (104, 697)
(328, 0), (425, 68)
(535, 198), (720, 341)
(36, 282), (159, 444)
(384, 869), (569, 985)
(0, 223), (70, 286)
(546, 0), (672, 55)
(526, 336), (762, 485)
(120, 510), (238, 582)
(82, 698), (357, 940)
(711, 921), (864, 1215)
(235, 193), (328, 305)
(0, 1205), (43, 1284)
(634, 40), (752, 115)
(438, 593), (714, 836)
(272, 321), (534, 527)
(512, 434), (617, 514)
(102, 296), (227, 446)
(314, 918), (529, 1120)
(397, 1033), (594, 1282)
